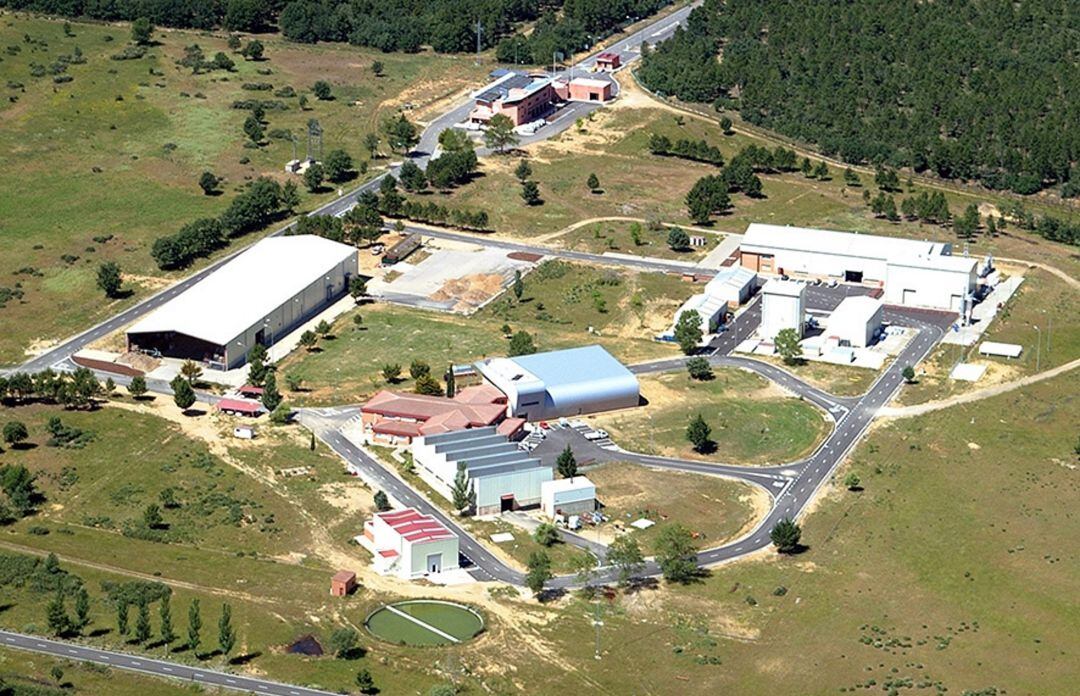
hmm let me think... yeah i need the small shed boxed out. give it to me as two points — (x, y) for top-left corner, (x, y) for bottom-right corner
(541, 476), (597, 518)
(978, 341), (1022, 358)
(237, 385), (264, 399)
(595, 52), (621, 71)
(330, 570), (357, 596)
(383, 233), (422, 265)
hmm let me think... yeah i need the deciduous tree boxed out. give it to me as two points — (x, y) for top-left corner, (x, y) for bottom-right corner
(654, 524), (698, 583)
(97, 261), (122, 298)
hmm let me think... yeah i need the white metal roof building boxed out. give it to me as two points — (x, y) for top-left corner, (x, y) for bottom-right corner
(824, 296), (884, 348)
(760, 279), (807, 342)
(474, 345), (640, 422)
(740, 223), (978, 310)
(661, 266), (758, 342)
(411, 427), (554, 516)
(127, 236), (358, 369)
(360, 508), (459, 579)
(540, 476), (596, 518)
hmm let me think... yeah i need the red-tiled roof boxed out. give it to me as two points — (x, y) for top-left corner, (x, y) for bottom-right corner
(370, 420), (423, 437)
(377, 549), (398, 558)
(597, 52), (620, 61)
(452, 384), (506, 405)
(496, 417), (526, 437)
(238, 385), (264, 395)
(376, 508), (455, 544)
(332, 570), (355, 583)
(362, 390), (504, 428)
(217, 398), (261, 414)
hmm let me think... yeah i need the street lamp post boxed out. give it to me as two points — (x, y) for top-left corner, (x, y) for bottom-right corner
(1033, 324), (1041, 372)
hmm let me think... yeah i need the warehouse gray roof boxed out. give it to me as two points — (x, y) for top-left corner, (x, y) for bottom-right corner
(423, 427), (550, 478)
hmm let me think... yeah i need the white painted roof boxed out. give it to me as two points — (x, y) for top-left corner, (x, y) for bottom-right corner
(762, 279), (806, 298)
(743, 223), (976, 272)
(704, 265), (756, 297)
(978, 341), (1023, 358)
(127, 235), (356, 345)
(541, 476), (596, 494)
(827, 295), (882, 326)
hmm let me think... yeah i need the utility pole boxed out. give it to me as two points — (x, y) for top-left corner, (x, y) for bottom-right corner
(1033, 324), (1041, 372)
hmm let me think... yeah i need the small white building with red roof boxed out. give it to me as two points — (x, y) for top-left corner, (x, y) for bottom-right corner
(360, 508), (460, 579)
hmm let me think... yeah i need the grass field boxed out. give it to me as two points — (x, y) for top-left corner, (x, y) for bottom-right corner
(559, 219), (721, 261)
(280, 261), (689, 405)
(0, 14), (486, 364)
(492, 374), (1080, 694)
(590, 369), (830, 465)
(756, 355), (882, 398)
(586, 461), (763, 550)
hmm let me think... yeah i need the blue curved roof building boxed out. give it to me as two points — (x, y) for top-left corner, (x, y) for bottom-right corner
(474, 345), (640, 422)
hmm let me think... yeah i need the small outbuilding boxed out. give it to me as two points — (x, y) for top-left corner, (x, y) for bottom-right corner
(824, 296), (883, 348)
(330, 570), (357, 596)
(595, 52), (621, 71)
(760, 279), (806, 342)
(541, 477), (597, 519)
(217, 398), (262, 417)
(568, 77), (613, 102)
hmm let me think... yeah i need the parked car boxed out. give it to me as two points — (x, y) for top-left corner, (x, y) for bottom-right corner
(828, 279), (839, 288)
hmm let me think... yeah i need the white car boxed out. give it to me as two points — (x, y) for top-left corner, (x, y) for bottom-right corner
(584, 429), (609, 441)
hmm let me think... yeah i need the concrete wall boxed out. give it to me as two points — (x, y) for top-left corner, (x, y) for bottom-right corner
(403, 537), (459, 577)
(223, 253), (358, 368)
(474, 468), (553, 514)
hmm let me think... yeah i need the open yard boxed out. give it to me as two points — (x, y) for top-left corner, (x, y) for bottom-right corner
(586, 461), (765, 550)
(279, 261), (689, 405)
(0, 13), (486, 364)
(590, 369), (830, 465)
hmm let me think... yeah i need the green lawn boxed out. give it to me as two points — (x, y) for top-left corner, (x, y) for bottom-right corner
(0, 14), (487, 364)
(758, 355), (883, 398)
(0, 647), (205, 695)
(366, 601), (483, 646)
(558, 220), (720, 262)
(586, 461), (762, 550)
(591, 368), (830, 465)
(280, 262), (688, 406)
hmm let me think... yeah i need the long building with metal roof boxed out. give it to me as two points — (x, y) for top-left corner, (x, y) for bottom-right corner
(126, 235), (358, 369)
(412, 427), (554, 515)
(740, 223), (979, 311)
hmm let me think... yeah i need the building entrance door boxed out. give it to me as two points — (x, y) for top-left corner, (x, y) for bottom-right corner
(426, 553), (442, 574)
(500, 495), (515, 513)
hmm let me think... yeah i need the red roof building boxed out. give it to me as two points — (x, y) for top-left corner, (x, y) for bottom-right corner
(359, 508), (460, 579)
(330, 570), (357, 597)
(595, 52), (621, 71)
(359, 389), (509, 445)
(217, 398), (262, 417)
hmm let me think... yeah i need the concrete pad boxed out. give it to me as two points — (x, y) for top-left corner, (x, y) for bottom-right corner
(950, 363), (987, 382)
(698, 233), (743, 269)
(490, 532), (515, 543)
(425, 568), (477, 586)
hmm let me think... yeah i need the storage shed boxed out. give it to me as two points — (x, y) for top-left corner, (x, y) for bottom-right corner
(360, 508), (459, 579)
(541, 477), (597, 518)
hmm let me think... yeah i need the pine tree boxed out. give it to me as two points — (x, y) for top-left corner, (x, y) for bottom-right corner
(134, 600), (151, 644)
(556, 445), (578, 479)
(46, 592), (70, 637)
(73, 587), (91, 633)
(673, 309), (703, 355)
(512, 270), (524, 301)
(160, 596), (175, 651)
(770, 517), (802, 553)
(187, 599), (202, 655)
(219, 603), (236, 658)
(444, 365), (456, 398)
(586, 173), (600, 192)
(261, 373), (282, 412)
(117, 601), (129, 637)
(686, 413), (712, 453)
(451, 462), (471, 512)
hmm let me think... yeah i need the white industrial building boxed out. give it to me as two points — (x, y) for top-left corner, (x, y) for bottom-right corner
(474, 345), (639, 422)
(824, 296), (884, 348)
(740, 223), (979, 311)
(360, 508), (459, 578)
(760, 279), (806, 342)
(661, 266), (757, 341)
(412, 427), (554, 515)
(127, 236), (358, 369)
(540, 477), (596, 519)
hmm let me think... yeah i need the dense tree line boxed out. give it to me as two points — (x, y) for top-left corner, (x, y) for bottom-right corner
(496, 0), (671, 65)
(152, 178), (293, 269)
(637, 0), (1080, 195)
(647, 133), (723, 166)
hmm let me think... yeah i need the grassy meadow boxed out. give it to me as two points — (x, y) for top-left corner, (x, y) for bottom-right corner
(0, 13), (486, 364)
(591, 368), (831, 465)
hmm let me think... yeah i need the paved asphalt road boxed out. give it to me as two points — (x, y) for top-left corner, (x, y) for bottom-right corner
(0, 630), (338, 696)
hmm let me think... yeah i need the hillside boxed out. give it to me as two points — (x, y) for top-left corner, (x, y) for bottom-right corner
(637, 0), (1080, 196)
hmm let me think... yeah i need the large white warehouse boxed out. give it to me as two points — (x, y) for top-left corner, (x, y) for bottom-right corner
(127, 236), (358, 369)
(412, 427), (554, 515)
(474, 345), (639, 422)
(740, 223), (978, 311)
(760, 279), (806, 342)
